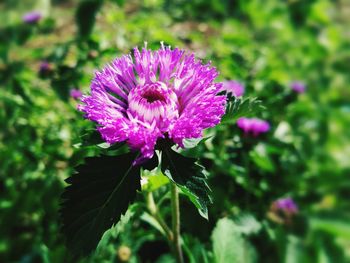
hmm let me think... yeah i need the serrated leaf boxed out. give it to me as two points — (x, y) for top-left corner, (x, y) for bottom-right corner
(60, 152), (141, 258)
(221, 97), (264, 124)
(78, 129), (128, 154)
(161, 148), (212, 219)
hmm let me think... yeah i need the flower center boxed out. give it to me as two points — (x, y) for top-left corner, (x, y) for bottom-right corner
(127, 82), (179, 127)
(141, 90), (166, 103)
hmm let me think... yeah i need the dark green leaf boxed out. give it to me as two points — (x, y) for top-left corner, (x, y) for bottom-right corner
(110, 0), (125, 7)
(161, 148), (211, 219)
(75, 0), (103, 39)
(12, 77), (33, 105)
(51, 65), (80, 101)
(221, 97), (264, 124)
(60, 152), (141, 258)
(141, 153), (159, 171)
(78, 129), (128, 155)
(80, 129), (105, 146)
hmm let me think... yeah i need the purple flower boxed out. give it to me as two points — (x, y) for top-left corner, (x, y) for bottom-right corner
(70, 89), (83, 100)
(22, 11), (42, 24)
(290, 81), (306, 93)
(237, 117), (270, 136)
(268, 197), (299, 224)
(39, 61), (53, 75)
(273, 197), (298, 214)
(222, 80), (244, 97)
(78, 44), (226, 162)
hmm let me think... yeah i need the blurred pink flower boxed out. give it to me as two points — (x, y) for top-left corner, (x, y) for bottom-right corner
(273, 197), (298, 214)
(222, 80), (244, 97)
(22, 11), (42, 24)
(70, 89), (83, 100)
(290, 81), (306, 93)
(237, 117), (270, 136)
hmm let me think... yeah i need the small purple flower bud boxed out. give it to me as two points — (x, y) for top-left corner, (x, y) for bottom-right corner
(237, 117), (270, 136)
(38, 61), (53, 76)
(274, 197), (298, 214)
(70, 89), (83, 100)
(268, 197), (299, 225)
(221, 80), (244, 97)
(290, 81), (306, 93)
(22, 11), (42, 24)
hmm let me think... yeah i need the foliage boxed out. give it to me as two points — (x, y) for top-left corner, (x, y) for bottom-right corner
(60, 153), (141, 258)
(161, 148), (212, 219)
(0, 0), (349, 262)
(211, 217), (257, 263)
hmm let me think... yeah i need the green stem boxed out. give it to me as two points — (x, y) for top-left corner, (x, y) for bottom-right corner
(171, 183), (184, 263)
(146, 192), (173, 242)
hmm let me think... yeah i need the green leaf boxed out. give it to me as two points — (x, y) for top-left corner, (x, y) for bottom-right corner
(284, 235), (305, 263)
(250, 146), (275, 173)
(221, 97), (264, 124)
(140, 212), (166, 236)
(60, 152), (141, 258)
(310, 217), (350, 239)
(141, 171), (170, 192)
(79, 129), (105, 146)
(75, 0), (103, 39)
(182, 136), (213, 149)
(155, 254), (177, 263)
(233, 213), (262, 235)
(110, 0), (125, 7)
(212, 218), (257, 263)
(161, 148), (212, 219)
(77, 129), (129, 155)
(182, 235), (211, 263)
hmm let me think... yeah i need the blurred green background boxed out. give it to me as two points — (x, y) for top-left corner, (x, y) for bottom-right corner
(1, 0), (350, 262)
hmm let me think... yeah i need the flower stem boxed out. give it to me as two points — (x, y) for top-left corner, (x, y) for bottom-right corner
(146, 192), (173, 242)
(170, 183), (184, 263)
